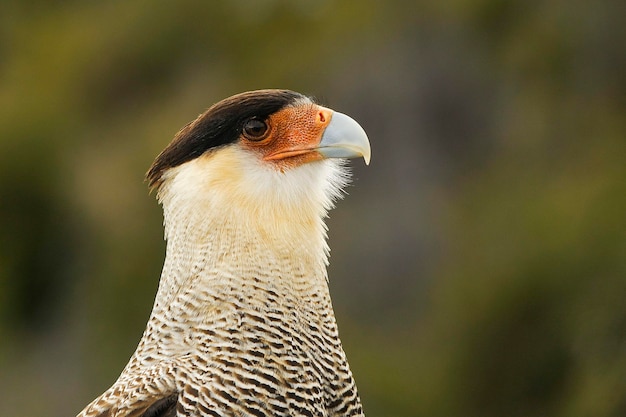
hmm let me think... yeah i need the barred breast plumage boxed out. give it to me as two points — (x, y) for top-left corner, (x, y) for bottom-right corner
(77, 90), (370, 417)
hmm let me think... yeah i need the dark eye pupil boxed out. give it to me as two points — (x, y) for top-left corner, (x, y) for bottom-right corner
(243, 118), (268, 139)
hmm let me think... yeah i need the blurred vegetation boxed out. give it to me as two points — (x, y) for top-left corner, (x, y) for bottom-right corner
(1, 1), (624, 416)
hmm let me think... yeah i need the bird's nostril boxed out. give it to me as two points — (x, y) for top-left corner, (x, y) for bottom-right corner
(317, 109), (332, 125)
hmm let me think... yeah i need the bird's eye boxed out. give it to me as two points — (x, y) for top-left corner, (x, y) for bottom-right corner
(243, 118), (269, 141)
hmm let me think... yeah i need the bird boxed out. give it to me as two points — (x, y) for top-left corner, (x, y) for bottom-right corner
(77, 89), (371, 417)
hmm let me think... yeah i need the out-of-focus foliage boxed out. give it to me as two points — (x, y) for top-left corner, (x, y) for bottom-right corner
(1, 1), (624, 416)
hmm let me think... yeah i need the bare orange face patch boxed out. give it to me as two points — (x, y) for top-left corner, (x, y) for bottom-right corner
(240, 103), (333, 170)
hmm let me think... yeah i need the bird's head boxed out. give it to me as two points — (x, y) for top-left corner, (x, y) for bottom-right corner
(146, 89), (370, 238)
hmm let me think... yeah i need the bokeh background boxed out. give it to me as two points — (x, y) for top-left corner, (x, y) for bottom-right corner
(1, 1), (625, 416)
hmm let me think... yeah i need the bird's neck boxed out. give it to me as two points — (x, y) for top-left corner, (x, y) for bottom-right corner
(124, 154), (349, 371)
(155, 203), (328, 308)
(152, 182), (333, 318)
(147, 154), (345, 316)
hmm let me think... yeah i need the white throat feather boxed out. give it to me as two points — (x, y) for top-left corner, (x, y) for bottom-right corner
(151, 144), (350, 310)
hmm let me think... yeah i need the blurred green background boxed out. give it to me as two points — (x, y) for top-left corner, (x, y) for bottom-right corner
(1, 1), (625, 416)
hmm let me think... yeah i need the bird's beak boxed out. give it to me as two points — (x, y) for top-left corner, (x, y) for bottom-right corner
(317, 110), (371, 165)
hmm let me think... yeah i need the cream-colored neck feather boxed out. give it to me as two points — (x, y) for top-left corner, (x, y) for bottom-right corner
(152, 144), (349, 317)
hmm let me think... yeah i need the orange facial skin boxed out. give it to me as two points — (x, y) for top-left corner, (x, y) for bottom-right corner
(240, 103), (334, 170)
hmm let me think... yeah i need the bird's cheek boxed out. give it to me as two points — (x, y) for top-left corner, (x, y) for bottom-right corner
(262, 131), (325, 170)
(252, 104), (331, 169)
